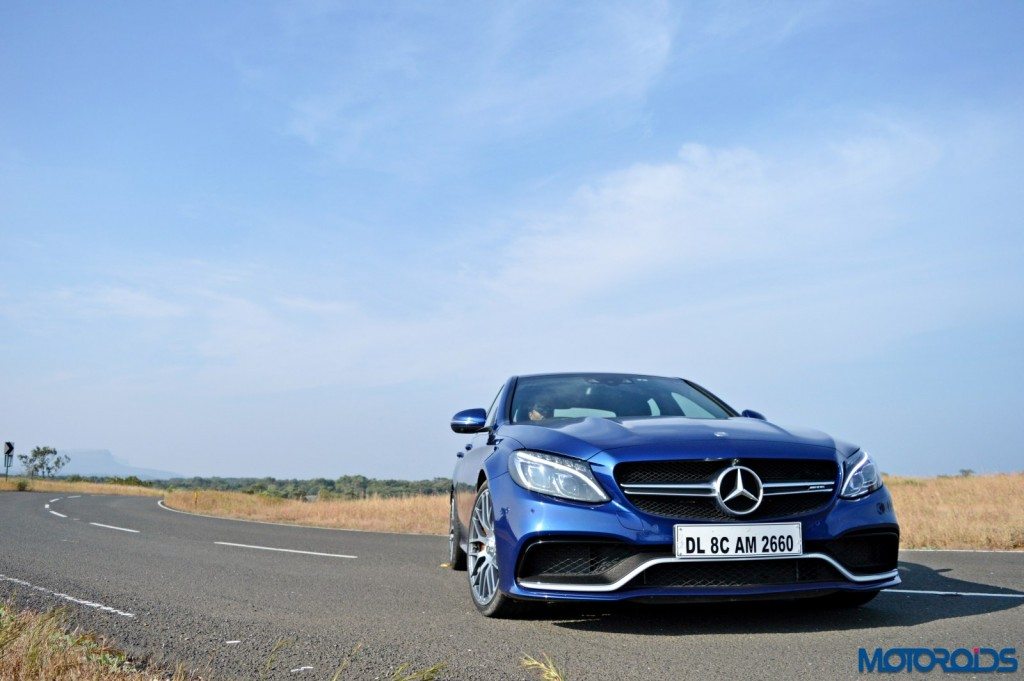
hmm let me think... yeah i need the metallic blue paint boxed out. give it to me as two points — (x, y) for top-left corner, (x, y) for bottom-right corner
(450, 407), (487, 434)
(451, 374), (900, 605)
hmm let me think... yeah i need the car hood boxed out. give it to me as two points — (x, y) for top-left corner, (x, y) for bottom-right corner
(498, 416), (843, 462)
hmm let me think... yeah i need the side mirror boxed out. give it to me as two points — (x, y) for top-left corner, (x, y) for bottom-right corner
(741, 409), (766, 421)
(451, 408), (487, 434)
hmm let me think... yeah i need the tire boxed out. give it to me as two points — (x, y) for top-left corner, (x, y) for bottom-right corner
(448, 493), (467, 571)
(467, 481), (522, 618)
(817, 590), (880, 608)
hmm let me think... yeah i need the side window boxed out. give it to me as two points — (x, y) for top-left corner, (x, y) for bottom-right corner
(671, 392), (716, 419)
(647, 398), (661, 416)
(484, 385), (504, 427)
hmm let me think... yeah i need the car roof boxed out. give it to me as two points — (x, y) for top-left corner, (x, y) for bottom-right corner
(513, 372), (681, 380)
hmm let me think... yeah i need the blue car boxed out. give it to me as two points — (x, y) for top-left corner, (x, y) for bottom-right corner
(448, 373), (900, 617)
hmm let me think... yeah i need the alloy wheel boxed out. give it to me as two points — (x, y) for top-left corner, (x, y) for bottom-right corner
(468, 487), (498, 604)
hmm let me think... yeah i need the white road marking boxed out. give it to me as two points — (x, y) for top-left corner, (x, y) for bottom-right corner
(67, 495), (81, 498)
(49, 498), (61, 503)
(49, 510), (67, 518)
(214, 541), (356, 559)
(89, 522), (140, 533)
(225, 640), (241, 645)
(290, 666), (314, 673)
(886, 588), (1024, 599)
(44, 504), (49, 509)
(0, 574), (136, 618)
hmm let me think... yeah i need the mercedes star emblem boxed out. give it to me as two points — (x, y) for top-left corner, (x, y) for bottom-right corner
(713, 465), (764, 516)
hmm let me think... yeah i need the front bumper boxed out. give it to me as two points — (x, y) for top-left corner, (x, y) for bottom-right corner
(488, 472), (901, 602)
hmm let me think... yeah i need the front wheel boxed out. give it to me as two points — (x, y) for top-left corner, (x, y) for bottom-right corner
(448, 493), (467, 571)
(467, 482), (521, 618)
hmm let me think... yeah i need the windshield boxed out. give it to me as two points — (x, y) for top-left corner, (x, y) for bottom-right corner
(509, 374), (734, 423)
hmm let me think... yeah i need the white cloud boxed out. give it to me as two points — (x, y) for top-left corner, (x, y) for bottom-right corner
(5, 112), (1018, 477)
(7, 114), (999, 401)
(29, 115), (988, 397)
(476, 123), (942, 310)
(277, 3), (677, 164)
(54, 286), (189, 319)
(274, 295), (355, 315)
(453, 3), (676, 128)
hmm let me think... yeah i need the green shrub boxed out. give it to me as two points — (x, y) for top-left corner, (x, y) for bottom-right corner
(15, 480), (29, 491)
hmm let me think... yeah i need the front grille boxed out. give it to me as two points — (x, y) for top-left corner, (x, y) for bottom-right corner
(636, 558), (843, 588)
(615, 458), (838, 522)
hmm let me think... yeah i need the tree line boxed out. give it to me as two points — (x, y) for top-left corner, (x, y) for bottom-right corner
(13, 446), (451, 499)
(165, 475), (452, 499)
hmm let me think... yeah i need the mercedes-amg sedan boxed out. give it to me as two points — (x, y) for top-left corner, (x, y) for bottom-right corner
(448, 373), (899, 617)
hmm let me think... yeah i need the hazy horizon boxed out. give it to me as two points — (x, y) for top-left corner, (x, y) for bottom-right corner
(2, 2), (1022, 479)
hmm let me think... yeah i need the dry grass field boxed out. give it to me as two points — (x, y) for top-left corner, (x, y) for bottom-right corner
(0, 477), (162, 497)
(0, 601), (188, 681)
(0, 602), (450, 680)
(885, 472), (1024, 550)
(163, 489), (449, 535)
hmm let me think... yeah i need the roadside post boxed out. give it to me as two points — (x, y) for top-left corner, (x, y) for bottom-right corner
(3, 442), (13, 479)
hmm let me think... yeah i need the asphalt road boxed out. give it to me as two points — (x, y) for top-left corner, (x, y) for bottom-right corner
(1, 492), (1021, 680)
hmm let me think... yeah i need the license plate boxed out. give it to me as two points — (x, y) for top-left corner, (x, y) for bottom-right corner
(674, 523), (802, 560)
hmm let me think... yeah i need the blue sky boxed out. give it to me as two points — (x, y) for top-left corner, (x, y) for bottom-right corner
(1, 1), (1022, 479)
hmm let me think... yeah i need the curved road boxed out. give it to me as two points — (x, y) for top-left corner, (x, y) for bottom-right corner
(1, 492), (1021, 679)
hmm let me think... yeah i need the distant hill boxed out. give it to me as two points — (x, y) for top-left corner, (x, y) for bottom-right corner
(56, 449), (182, 480)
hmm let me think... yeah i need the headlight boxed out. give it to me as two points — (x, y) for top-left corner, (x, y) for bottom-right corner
(508, 450), (610, 503)
(840, 450), (882, 499)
